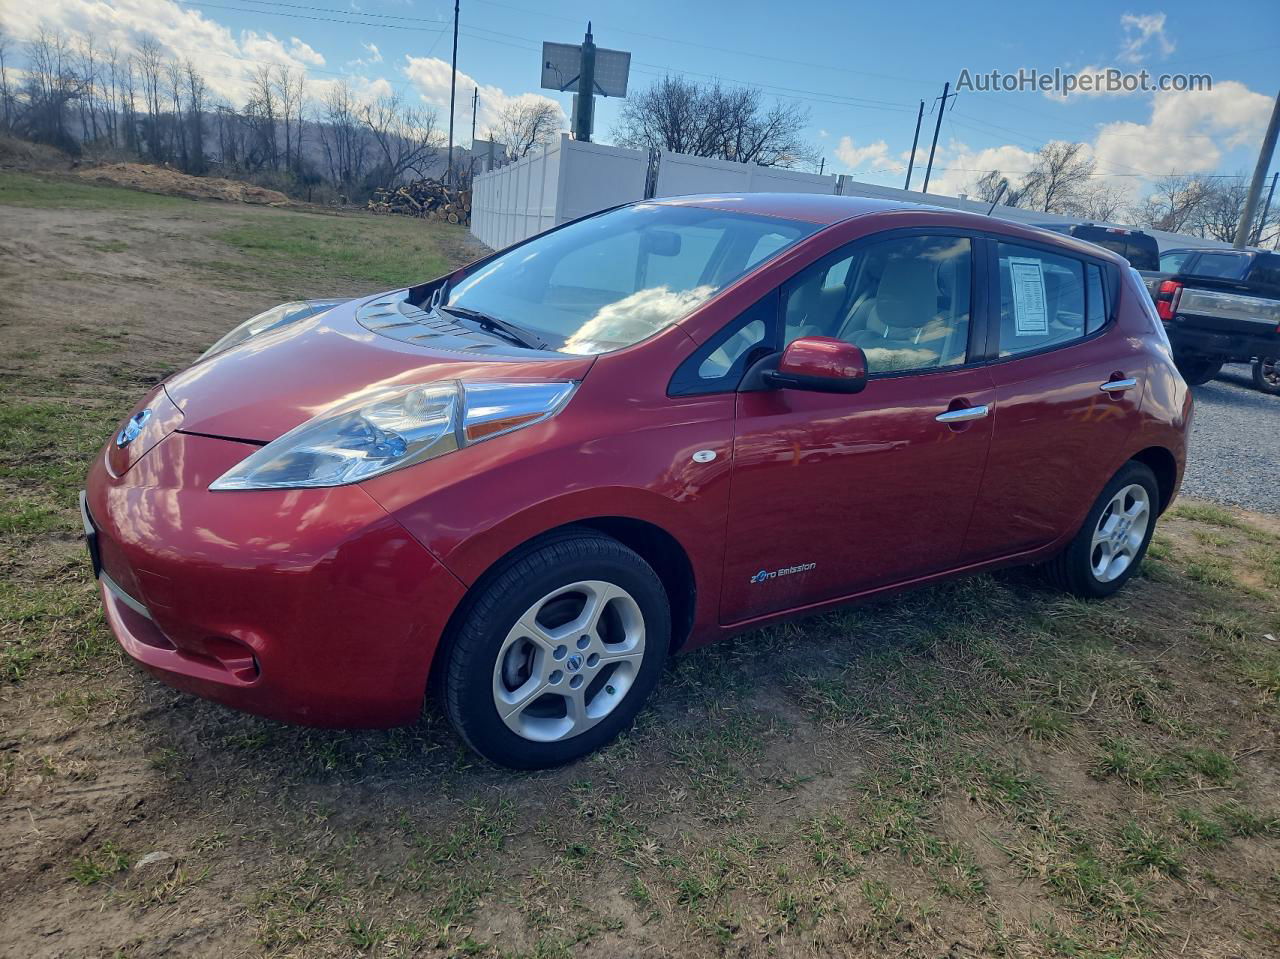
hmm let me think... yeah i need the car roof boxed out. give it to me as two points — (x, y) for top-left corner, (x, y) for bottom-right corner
(642, 192), (933, 225)
(640, 192), (1132, 268)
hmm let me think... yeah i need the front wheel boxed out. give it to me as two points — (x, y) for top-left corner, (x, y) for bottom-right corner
(1043, 461), (1159, 599)
(1175, 354), (1223, 386)
(1252, 356), (1280, 395)
(440, 530), (669, 769)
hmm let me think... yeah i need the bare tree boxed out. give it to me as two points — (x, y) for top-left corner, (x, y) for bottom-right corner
(246, 65), (279, 169)
(968, 169), (1020, 207)
(135, 36), (166, 161)
(362, 93), (440, 186)
(1128, 174), (1211, 233)
(490, 99), (559, 160)
(183, 59), (207, 174)
(74, 35), (100, 144)
(20, 28), (84, 150)
(0, 29), (14, 132)
(274, 64), (307, 173)
(614, 75), (814, 168)
(318, 79), (368, 193)
(1018, 141), (1095, 214)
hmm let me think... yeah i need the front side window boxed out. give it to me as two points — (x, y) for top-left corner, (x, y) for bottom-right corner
(446, 204), (816, 355)
(1159, 250), (1193, 273)
(780, 234), (973, 374)
(996, 242), (1086, 357)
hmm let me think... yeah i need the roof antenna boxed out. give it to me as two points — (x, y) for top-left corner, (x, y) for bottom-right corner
(986, 179), (1009, 216)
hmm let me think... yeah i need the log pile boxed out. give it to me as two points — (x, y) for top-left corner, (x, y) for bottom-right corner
(368, 180), (471, 224)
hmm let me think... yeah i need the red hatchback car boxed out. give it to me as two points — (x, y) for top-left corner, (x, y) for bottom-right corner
(84, 194), (1191, 768)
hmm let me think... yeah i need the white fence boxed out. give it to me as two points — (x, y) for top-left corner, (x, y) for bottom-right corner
(469, 135), (648, 250)
(470, 136), (1235, 254)
(654, 152), (836, 198)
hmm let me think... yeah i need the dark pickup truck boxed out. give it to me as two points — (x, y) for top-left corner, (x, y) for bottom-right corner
(1140, 247), (1280, 394)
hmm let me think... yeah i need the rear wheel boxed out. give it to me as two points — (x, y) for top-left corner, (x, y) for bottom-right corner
(1252, 356), (1280, 395)
(1044, 461), (1159, 599)
(440, 530), (669, 769)
(1174, 354), (1223, 386)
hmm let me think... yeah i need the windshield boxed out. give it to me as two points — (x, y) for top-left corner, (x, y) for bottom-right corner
(445, 204), (818, 354)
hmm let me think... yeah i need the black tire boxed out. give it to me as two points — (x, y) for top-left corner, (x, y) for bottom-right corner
(1043, 461), (1160, 599)
(1252, 356), (1280, 396)
(1174, 354), (1223, 386)
(440, 530), (669, 769)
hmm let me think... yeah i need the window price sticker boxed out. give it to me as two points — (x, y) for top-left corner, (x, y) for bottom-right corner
(1008, 257), (1048, 335)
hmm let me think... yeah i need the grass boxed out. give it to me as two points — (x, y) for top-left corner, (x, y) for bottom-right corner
(211, 215), (451, 291)
(2, 174), (1280, 958)
(0, 170), (195, 211)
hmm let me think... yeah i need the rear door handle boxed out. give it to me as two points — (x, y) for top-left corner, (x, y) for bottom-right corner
(1099, 378), (1138, 392)
(935, 405), (990, 423)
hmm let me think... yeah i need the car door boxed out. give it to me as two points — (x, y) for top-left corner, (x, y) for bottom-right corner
(717, 231), (997, 625)
(959, 239), (1145, 562)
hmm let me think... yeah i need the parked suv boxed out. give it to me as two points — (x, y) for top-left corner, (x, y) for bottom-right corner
(83, 195), (1191, 768)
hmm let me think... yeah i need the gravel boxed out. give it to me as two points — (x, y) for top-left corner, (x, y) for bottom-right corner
(1180, 363), (1280, 514)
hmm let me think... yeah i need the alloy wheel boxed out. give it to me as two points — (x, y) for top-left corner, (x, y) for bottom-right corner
(1260, 357), (1280, 389)
(491, 580), (646, 743)
(1089, 483), (1151, 583)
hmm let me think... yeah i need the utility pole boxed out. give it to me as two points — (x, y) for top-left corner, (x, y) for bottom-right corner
(446, 0), (460, 185)
(1234, 88), (1280, 249)
(1253, 170), (1278, 247)
(921, 83), (953, 195)
(573, 22), (596, 142)
(904, 99), (923, 191)
(469, 85), (478, 179)
(818, 157), (824, 175)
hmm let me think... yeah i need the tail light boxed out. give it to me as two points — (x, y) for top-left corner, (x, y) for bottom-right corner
(1153, 279), (1182, 321)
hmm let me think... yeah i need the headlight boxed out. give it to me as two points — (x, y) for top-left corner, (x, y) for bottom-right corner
(210, 380), (577, 491)
(200, 300), (345, 360)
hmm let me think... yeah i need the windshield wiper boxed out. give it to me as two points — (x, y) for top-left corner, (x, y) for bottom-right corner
(440, 305), (549, 351)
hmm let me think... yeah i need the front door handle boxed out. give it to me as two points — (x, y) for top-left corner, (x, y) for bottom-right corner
(935, 404), (990, 424)
(1099, 378), (1138, 393)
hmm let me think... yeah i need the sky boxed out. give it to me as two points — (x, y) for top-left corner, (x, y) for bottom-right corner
(3, 0), (1278, 201)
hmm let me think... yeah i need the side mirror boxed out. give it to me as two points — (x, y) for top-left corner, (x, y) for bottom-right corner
(763, 337), (868, 394)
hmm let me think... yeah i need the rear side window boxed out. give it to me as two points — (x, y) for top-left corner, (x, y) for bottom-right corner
(996, 242), (1086, 357)
(1246, 254), (1280, 297)
(1191, 252), (1249, 279)
(1160, 251), (1194, 273)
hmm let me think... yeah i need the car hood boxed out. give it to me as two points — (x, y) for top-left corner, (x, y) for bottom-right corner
(165, 291), (594, 443)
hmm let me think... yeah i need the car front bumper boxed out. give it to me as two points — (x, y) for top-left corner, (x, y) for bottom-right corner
(84, 431), (467, 727)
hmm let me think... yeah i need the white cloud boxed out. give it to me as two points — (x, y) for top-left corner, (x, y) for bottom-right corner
(834, 137), (904, 175)
(921, 79), (1271, 203)
(1041, 65), (1145, 101)
(926, 142), (1040, 198)
(1093, 80), (1273, 178)
(1119, 12), (1175, 63)
(1, 0), (333, 103)
(287, 37), (325, 68)
(403, 55), (567, 143)
(362, 42), (382, 64)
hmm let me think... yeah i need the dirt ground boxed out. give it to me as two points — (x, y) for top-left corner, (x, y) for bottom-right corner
(74, 163), (292, 206)
(1, 171), (1278, 959)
